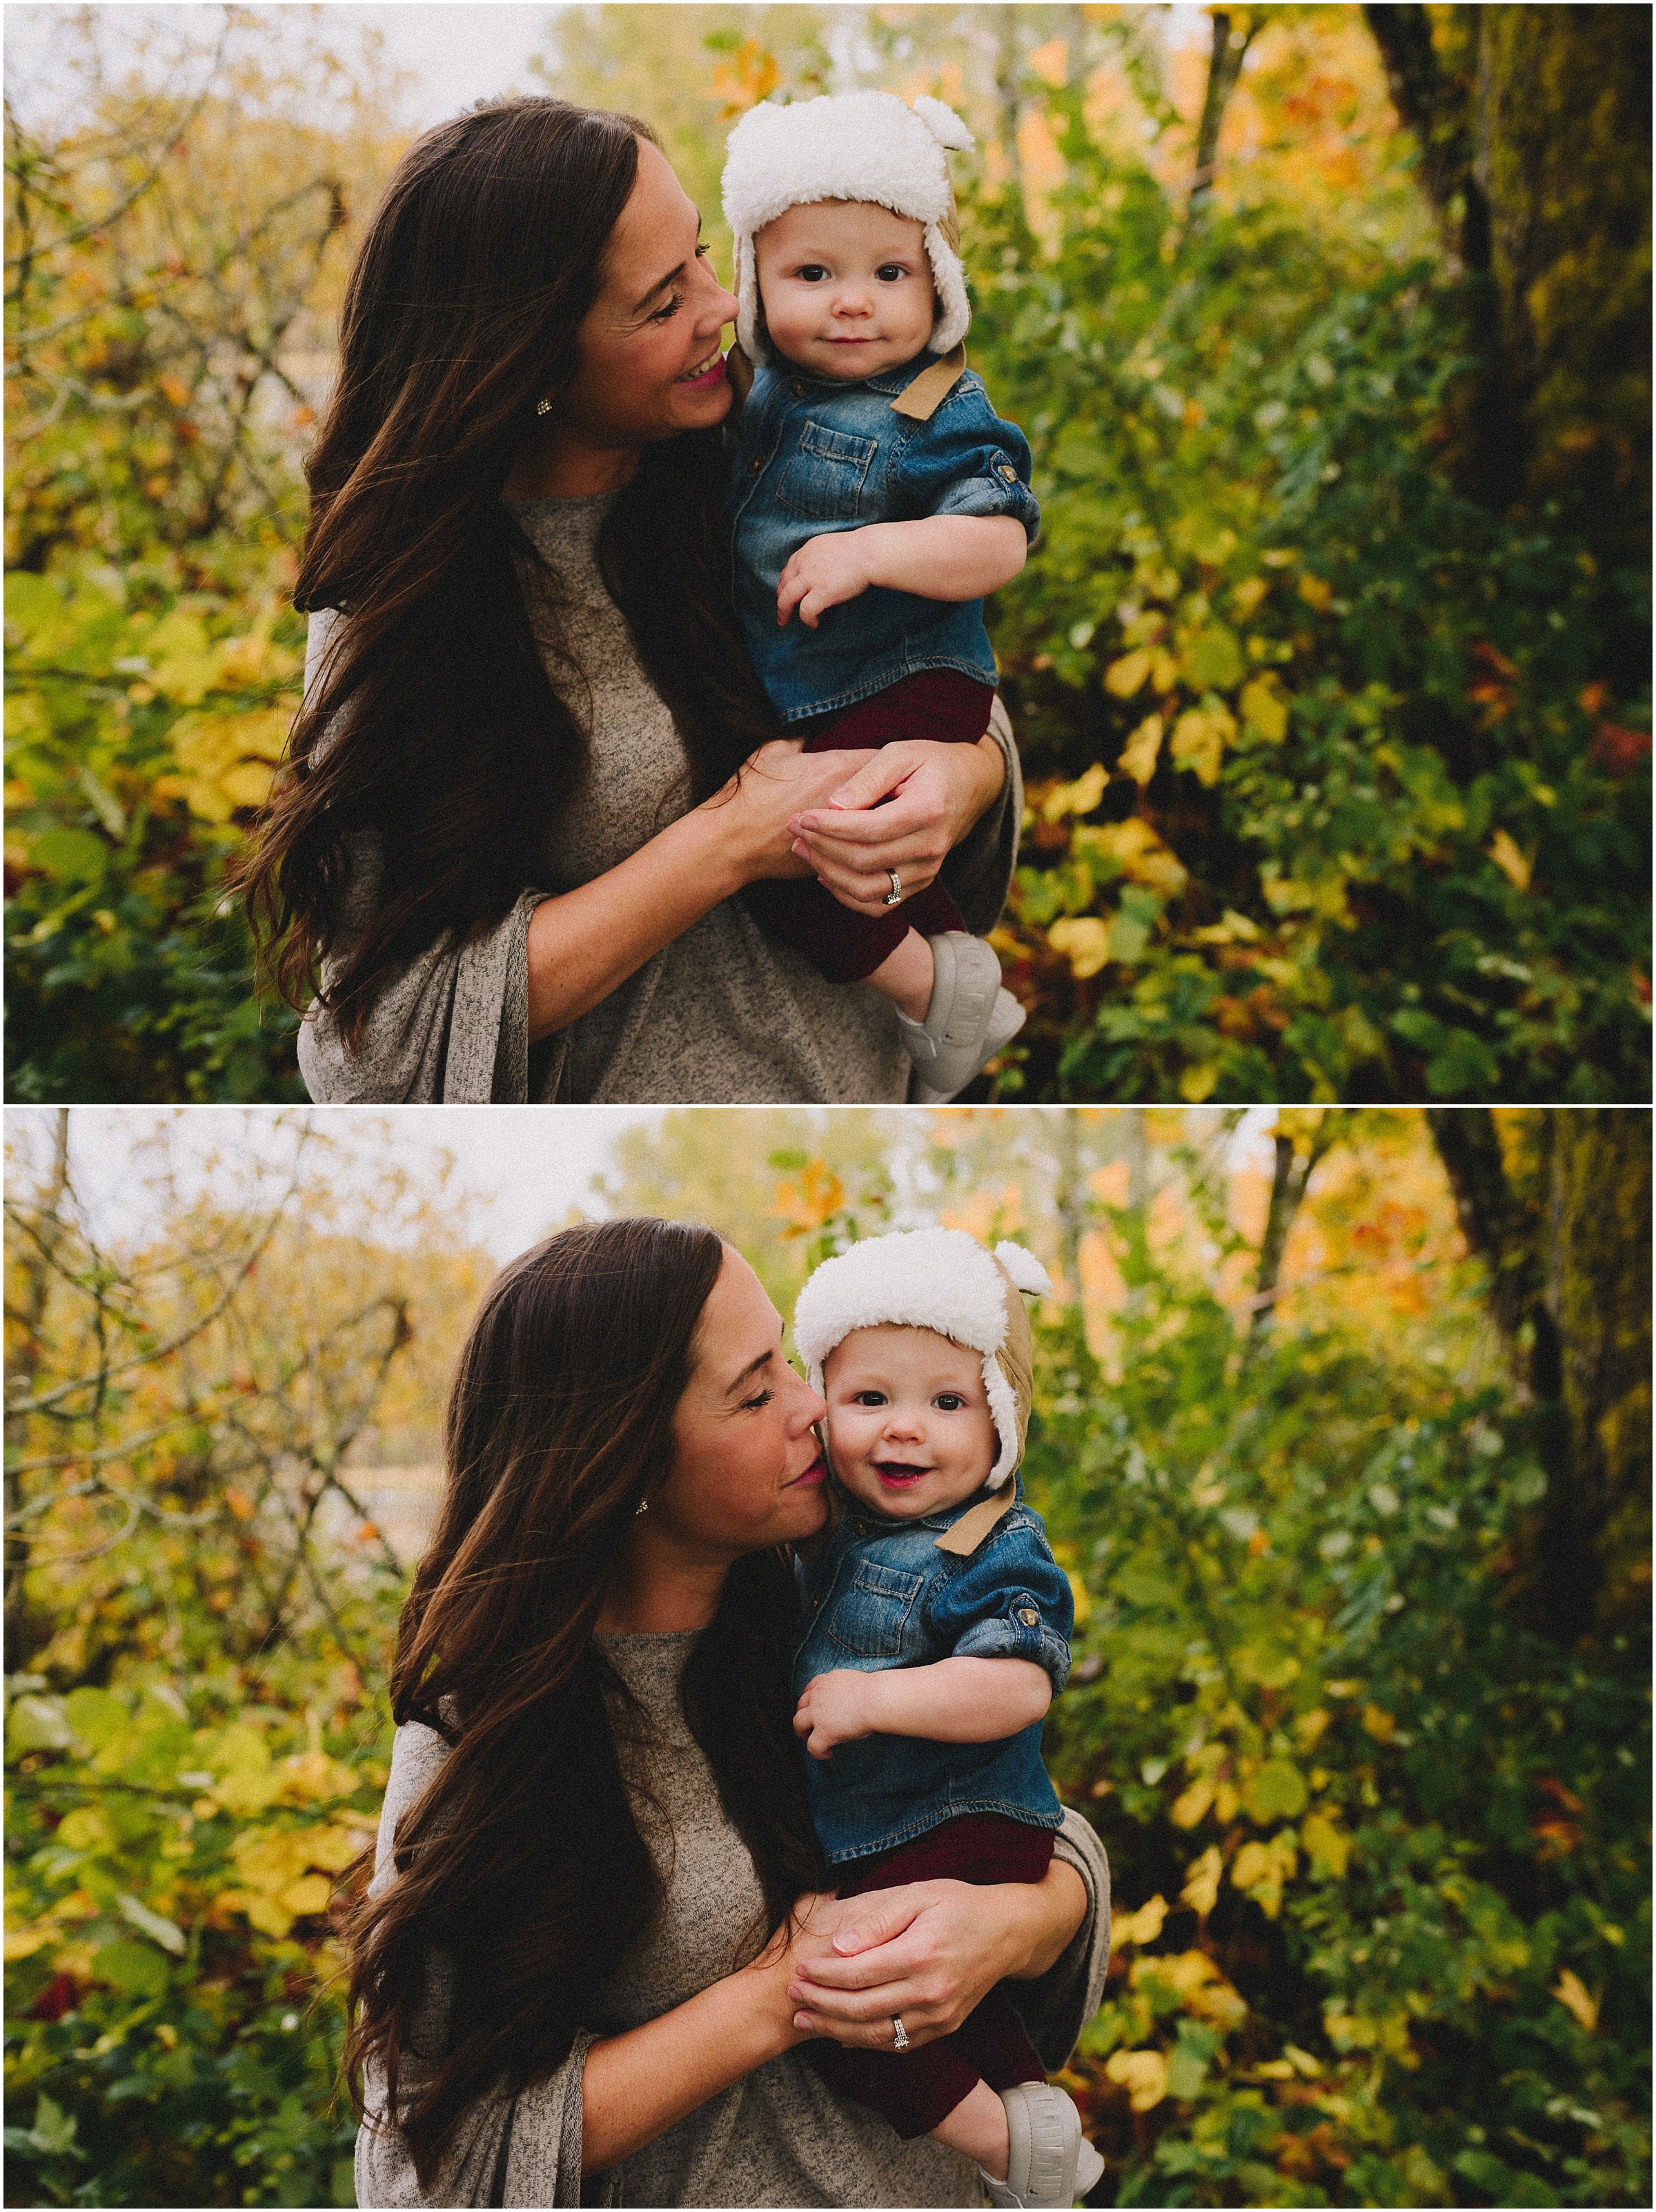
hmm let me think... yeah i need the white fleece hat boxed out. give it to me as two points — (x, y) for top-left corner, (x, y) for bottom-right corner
(793, 1228), (1053, 1490)
(721, 91), (975, 366)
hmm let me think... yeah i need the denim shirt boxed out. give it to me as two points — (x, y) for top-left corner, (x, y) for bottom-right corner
(792, 1474), (1072, 1867)
(727, 351), (1041, 723)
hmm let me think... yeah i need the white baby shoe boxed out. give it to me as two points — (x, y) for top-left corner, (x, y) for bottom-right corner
(896, 931), (1026, 1104)
(977, 2082), (1105, 2209)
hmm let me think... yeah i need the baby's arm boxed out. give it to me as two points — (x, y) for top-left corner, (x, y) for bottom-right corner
(793, 1654), (1051, 1760)
(778, 516), (1027, 630)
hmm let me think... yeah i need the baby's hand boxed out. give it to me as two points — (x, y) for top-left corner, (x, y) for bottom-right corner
(793, 1668), (880, 1759)
(777, 532), (877, 629)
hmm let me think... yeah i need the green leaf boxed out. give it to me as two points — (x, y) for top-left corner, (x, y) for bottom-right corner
(65, 1686), (130, 1756)
(91, 1937), (170, 1998)
(1244, 1759), (1309, 1820)
(28, 827), (108, 885)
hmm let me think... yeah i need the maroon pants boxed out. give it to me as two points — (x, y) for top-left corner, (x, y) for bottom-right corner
(809, 1814), (1054, 2138)
(743, 670), (994, 985)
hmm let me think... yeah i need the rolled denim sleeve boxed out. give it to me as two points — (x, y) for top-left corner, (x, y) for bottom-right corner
(930, 1516), (1074, 1691)
(894, 382), (1041, 540)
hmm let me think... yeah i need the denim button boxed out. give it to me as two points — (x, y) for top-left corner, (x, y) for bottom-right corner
(1018, 1606), (1038, 1625)
(790, 379), (806, 395)
(749, 458), (763, 473)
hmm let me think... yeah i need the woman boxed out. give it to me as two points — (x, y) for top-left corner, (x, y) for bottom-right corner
(241, 100), (1020, 1104)
(348, 1217), (1109, 2206)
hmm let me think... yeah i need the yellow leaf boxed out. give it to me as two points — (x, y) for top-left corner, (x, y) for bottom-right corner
(5, 1920), (62, 1961)
(1065, 1571), (1092, 1627)
(1104, 2048), (1168, 2111)
(1361, 1704), (1397, 1743)
(1113, 1895), (1168, 1946)
(1170, 705), (1236, 787)
(233, 1830), (313, 1896)
(1180, 1844), (1223, 1915)
(1116, 714), (1163, 785)
(219, 761), (275, 810)
(1301, 1808), (1352, 1879)
(1488, 829), (1534, 891)
(1085, 818), (1189, 896)
(1170, 1779), (1215, 1830)
(1239, 677), (1289, 743)
(304, 1823), (372, 1874)
(1151, 649), (1180, 693)
(1103, 648), (1153, 698)
(282, 1750), (358, 1803)
(279, 1874), (333, 1917)
(1231, 576), (1268, 617)
(1298, 573), (1333, 611)
(1552, 1969), (1599, 2033)
(1048, 917), (1112, 980)
(1041, 761), (1107, 821)
(1179, 1063), (1219, 1103)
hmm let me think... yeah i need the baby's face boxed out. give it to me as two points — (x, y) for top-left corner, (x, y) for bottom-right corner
(821, 1324), (996, 1520)
(753, 199), (937, 381)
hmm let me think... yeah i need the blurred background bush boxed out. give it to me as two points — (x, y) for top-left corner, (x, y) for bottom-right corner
(5, 3), (1648, 1103)
(4, 1102), (1649, 2206)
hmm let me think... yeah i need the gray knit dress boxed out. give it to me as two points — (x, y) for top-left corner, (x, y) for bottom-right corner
(296, 495), (1023, 1105)
(355, 1631), (1110, 2209)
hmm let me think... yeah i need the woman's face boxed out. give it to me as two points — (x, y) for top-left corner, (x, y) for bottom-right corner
(651, 1246), (828, 1565)
(540, 138), (738, 485)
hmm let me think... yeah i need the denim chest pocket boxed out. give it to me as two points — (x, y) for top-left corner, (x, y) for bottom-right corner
(776, 420), (879, 521)
(826, 1559), (925, 1659)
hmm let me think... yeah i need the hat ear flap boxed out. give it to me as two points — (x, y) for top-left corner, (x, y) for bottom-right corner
(734, 232), (767, 362)
(925, 221), (972, 354)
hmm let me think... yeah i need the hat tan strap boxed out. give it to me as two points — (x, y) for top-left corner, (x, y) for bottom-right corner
(890, 342), (967, 422)
(934, 1489), (1013, 1556)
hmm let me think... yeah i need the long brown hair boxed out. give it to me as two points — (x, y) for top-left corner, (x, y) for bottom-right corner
(343, 1218), (823, 2186)
(237, 99), (778, 1046)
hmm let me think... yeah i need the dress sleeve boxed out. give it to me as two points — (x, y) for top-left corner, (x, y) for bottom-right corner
(295, 614), (546, 1105)
(936, 691), (1022, 937)
(1003, 1808), (1113, 2074)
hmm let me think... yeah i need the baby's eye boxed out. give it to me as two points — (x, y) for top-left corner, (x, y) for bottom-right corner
(796, 264), (830, 283)
(851, 1389), (888, 1407)
(876, 264), (911, 282)
(934, 1393), (966, 1411)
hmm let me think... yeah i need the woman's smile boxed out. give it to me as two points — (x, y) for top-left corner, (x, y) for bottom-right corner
(676, 349), (727, 386)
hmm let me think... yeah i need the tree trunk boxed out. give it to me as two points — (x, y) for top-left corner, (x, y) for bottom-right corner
(1189, 9), (1259, 217)
(1363, 5), (1650, 603)
(1426, 1107), (1650, 1645)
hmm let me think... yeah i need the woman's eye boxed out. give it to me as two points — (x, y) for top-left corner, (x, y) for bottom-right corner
(651, 293), (682, 322)
(742, 1387), (775, 1411)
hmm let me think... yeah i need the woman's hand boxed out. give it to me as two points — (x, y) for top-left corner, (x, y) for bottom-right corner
(785, 1859), (1088, 2050)
(702, 738), (880, 887)
(784, 735), (1007, 914)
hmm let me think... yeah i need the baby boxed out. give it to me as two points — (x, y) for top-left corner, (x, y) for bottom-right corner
(791, 1229), (1105, 2209)
(721, 94), (1038, 1103)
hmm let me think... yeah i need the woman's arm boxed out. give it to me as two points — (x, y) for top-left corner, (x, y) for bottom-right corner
(523, 740), (875, 1041)
(578, 1893), (854, 2173)
(786, 1857), (1089, 2045)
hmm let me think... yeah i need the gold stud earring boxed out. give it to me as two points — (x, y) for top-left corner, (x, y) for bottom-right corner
(535, 397), (553, 416)
(634, 1496), (649, 1516)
